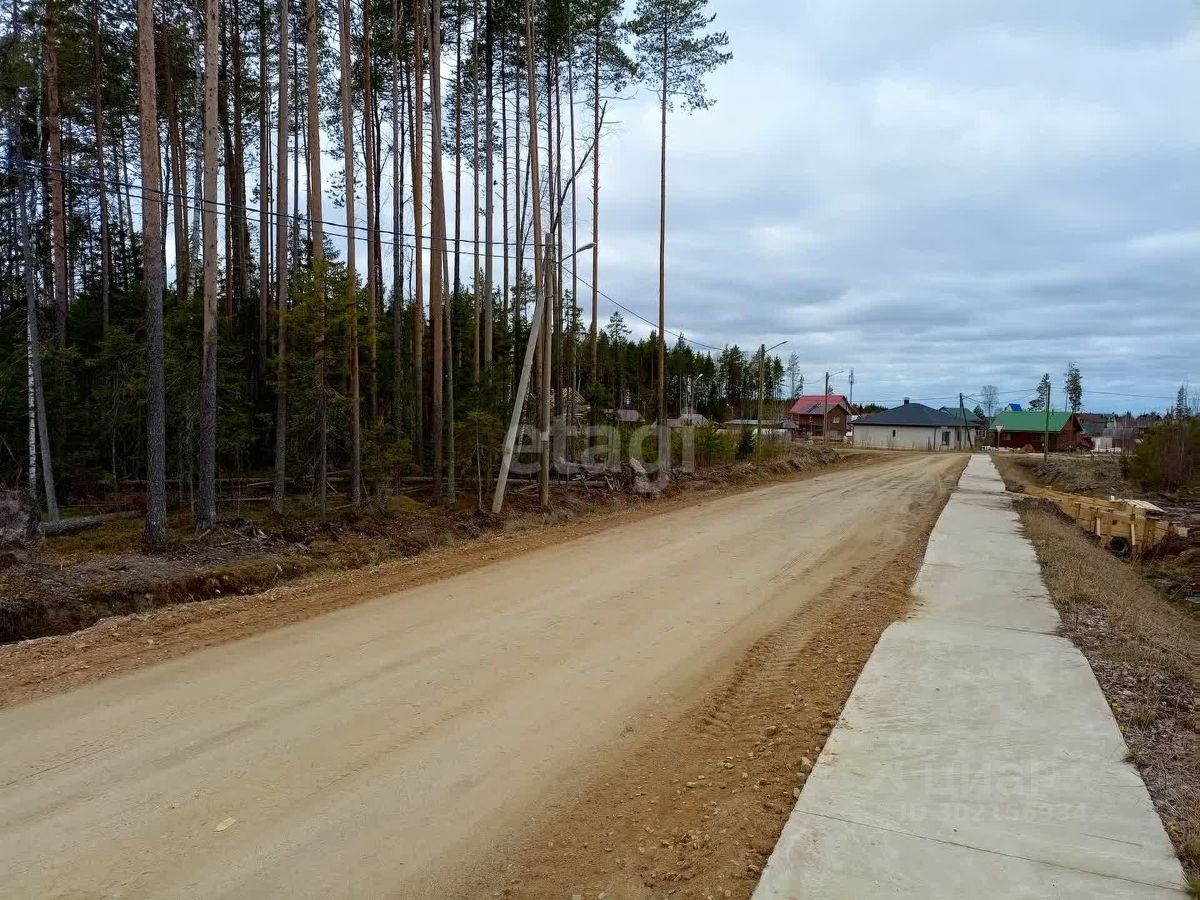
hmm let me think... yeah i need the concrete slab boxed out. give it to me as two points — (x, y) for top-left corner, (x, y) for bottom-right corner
(921, 528), (1043, 575)
(912, 563), (1058, 633)
(796, 621), (1180, 888)
(754, 813), (1184, 900)
(754, 454), (1187, 899)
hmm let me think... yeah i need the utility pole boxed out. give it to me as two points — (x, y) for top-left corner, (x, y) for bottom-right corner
(959, 392), (972, 450)
(755, 344), (765, 462)
(823, 371), (830, 447)
(756, 340), (787, 461)
(848, 369), (854, 411)
(1043, 383), (1051, 460)
(491, 0), (546, 515)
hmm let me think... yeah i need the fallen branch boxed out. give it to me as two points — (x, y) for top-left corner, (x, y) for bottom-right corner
(38, 511), (140, 536)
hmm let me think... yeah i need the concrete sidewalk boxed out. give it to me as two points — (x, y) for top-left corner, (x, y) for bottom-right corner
(753, 455), (1187, 899)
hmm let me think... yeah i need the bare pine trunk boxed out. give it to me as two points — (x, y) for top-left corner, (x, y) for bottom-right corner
(656, 31), (668, 474)
(500, 43), (509, 354)
(408, 11), (424, 467)
(429, 0), (446, 501)
(231, 0), (250, 311)
(590, 25), (599, 380)
(271, 0), (290, 513)
(546, 56), (561, 422)
(306, 0), (327, 517)
(338, 0), (361, 505)
(258, 1), (271, 387)
(219, 18), (236, 323)
(482, 0), (493, 368)
(453, 1), (462, 303)
(44, 4), (68, 347)
(390, 0), (404, 433)
(566, 23), (577, 426)
(137, 0), (165, 542)
(512, 45), (522, 399)
(471, 0), (480, 381)
(197, 0), (221, 530)
(91, 5), (112, 335)
(10, 38), (59, 525)
(164, 47), (189, 301)
(363, 20), (379, 422)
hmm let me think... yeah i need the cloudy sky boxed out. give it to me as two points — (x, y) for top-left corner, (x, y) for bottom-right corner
(584, 0), (1200, 411)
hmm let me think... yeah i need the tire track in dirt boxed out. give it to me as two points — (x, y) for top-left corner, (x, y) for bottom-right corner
(451, 455), (966, 900)
(0, 453), (963, 900)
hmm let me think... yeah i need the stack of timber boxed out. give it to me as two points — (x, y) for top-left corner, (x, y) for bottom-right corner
(1025, 484), (1190, 553)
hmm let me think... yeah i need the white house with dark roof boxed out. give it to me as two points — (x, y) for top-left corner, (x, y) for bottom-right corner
(851, 399), (978, 451)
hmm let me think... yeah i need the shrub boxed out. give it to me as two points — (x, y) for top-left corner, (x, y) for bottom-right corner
(1125, 419), (1199, 492)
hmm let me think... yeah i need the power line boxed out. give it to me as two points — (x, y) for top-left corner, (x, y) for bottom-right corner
(7, 157), (728, 352)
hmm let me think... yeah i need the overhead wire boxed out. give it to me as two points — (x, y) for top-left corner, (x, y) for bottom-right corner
(5, 157), (727, 352)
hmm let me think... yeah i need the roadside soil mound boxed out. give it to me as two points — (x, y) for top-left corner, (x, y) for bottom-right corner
(0, 446), (861, 646)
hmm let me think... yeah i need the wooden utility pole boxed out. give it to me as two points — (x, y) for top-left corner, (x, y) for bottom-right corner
(755, 344), (765, 462)
(491, 0), (546, 514)
(1043, 384), (1051, 460)
(959, 392), (972, 450)
(823, 371), (830, 447)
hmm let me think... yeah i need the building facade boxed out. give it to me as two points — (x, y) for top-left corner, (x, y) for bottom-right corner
(990, 411), (1084, 452)
(851, 400), (977, 451)
(789, 394), (852, 440)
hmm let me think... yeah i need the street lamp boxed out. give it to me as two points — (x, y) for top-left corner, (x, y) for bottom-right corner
(823, 369), (847, 446)
(757, 340), (789, 461)
(563, 242), (595, 429)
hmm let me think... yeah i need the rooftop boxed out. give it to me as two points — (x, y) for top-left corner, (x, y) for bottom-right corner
(991, 410), (1079, 433)
(789, 394), (850, 416)
(853, 401), (964, 428)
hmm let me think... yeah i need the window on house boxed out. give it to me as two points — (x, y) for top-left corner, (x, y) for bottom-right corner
(892, 429), (896, 437)
(942, 431), (950, 446)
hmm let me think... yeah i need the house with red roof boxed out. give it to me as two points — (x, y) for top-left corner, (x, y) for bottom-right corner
(789, 394), (852, 440)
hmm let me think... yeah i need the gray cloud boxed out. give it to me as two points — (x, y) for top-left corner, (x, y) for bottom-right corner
(586, 0), (1199, 410)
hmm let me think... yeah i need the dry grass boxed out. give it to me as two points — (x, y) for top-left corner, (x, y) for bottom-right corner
(1018, 500), (1200, 886)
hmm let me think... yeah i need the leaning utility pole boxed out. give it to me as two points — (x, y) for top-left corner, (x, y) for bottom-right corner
(490, 0), (547, 514)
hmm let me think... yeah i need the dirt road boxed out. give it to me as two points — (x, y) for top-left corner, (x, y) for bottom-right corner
(0, 453), (962, 900)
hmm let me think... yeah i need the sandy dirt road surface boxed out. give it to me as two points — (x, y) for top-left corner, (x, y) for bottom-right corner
(0, 453), (963, 900)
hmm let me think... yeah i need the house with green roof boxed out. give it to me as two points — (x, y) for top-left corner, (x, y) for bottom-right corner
(990, 410), (1084, 452)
